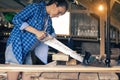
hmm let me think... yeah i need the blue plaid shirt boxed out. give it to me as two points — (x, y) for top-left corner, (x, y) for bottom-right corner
(7, 2), (55, 64)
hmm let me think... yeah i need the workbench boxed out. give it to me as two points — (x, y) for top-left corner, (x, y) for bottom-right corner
(0, 61), (120, 80)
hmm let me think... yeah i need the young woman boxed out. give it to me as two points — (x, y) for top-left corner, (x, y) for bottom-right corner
(5, 0), (68, 80)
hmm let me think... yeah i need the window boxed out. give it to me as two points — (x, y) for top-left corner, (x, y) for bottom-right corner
(52, 12), (70, 35)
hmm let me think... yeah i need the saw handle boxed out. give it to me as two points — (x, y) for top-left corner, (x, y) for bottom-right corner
(40, 33), (53, 42)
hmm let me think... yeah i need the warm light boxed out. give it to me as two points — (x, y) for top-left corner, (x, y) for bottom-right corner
(98, 4), (104, 11)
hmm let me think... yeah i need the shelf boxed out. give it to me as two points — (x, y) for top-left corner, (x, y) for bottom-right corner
(56, 35), (99, 42)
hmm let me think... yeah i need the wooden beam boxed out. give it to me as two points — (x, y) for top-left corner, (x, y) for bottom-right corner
(77, 0), (107, 58)
(0, 64), (120, 72)
(110, 0), (116, 10)
(100, 16), (106, 58)
(0, 8), (21, 12)
(116, 0), (120, 4)
(111, 16), (120, 29)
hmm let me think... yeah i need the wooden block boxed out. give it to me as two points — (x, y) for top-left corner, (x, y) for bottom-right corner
(98, 72), (119, 80)
(52, 53), (69, 61)
(40, 72), (59, 79)
(59, 72), (79, 80)
(66, 59), (78, 65)
(79, 72), (99, 80)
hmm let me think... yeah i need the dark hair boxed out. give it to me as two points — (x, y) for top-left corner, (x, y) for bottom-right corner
(47, 0), (68, 11)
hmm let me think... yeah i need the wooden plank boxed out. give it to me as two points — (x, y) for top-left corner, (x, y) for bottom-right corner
(0, 64), (120, 72)
(52, 53), (69, 61)
(79, 72), (99, 80)
(100, 16), (106, 58)
(56, 59), (78, 65)
(59, 72), (79, 80)
(0, 8), (21, 12)
(66, 59), (78, 65)
(110, 0), (116, 10)
(24, 72), (42, 77)
(98, 72), (119, 80)
(111, 17), (120, 29)
(40, 72), (59, 79)
(38, 77), (63, 80)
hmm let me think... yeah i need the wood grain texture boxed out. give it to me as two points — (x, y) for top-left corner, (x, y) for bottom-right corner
(0, 64), (120, 72)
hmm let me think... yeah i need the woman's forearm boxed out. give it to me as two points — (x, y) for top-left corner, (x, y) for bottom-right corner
(24, 26), (39, 35)
(24, 26), (46, 40)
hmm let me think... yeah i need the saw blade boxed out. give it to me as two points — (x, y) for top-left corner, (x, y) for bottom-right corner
(41, 35), (83, 62)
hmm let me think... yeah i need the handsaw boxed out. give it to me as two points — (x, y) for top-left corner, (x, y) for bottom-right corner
(41, 34), (84, 62)
(40, 34), (106, 67)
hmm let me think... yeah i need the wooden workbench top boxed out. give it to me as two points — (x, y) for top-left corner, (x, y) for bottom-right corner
(0, 61), (120, 72)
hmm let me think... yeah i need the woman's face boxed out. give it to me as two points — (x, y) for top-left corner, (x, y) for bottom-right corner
(49, 4), (66, 18)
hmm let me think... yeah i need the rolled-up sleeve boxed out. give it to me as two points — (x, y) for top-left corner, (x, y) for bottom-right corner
(51, 32), (56, 38)
(20, 22), (29, 30)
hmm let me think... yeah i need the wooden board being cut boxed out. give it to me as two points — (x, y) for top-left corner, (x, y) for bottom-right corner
(52, 53), (69, 61)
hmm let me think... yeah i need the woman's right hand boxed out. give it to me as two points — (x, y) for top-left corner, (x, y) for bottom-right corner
(24, 26), (47, 40)
(35, 31), (47, 40)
